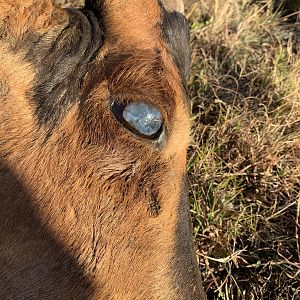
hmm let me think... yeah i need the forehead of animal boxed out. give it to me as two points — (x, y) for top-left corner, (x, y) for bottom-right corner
(86, 0), (190, 78)
(25, 0), (190, 133)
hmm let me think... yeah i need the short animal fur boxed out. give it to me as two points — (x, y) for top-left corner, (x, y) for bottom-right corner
(0, 0), (206, 299)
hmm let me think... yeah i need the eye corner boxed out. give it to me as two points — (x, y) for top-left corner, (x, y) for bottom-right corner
(110, 99), (125, 122)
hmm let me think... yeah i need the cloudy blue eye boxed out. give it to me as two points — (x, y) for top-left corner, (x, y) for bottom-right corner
(111, 101), (163, 138)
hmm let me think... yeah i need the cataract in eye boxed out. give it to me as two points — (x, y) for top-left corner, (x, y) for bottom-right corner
(123, 102), (163, 137)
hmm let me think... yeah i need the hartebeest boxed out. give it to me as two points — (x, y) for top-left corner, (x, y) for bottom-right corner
(0, 0), (206, 299)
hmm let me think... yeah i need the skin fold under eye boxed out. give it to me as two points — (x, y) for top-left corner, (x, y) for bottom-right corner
(111, 101), (163, 138)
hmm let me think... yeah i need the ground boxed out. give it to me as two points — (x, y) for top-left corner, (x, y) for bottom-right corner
(187, 1), (300, 299)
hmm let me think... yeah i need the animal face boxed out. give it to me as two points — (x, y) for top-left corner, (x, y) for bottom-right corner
(0, 0), (206, 299)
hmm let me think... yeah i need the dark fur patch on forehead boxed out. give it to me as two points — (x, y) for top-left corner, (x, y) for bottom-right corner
(160, 7), (191, 81)
(26, 8), (103, 135)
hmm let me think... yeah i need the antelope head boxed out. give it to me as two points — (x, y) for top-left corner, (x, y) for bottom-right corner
(0, 0), (206, 299)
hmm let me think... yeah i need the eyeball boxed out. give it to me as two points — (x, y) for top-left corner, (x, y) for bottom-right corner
(111, 101), (163, 138)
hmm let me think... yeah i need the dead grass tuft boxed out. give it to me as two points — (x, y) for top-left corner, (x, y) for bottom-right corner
(188, 0), (300, 298)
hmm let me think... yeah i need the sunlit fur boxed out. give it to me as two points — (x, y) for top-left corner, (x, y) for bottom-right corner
(0, 1), (206, 299)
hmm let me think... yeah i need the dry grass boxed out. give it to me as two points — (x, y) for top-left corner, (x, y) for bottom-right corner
(187, 0), (300, 299)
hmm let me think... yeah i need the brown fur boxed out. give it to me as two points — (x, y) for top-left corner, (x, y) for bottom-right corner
(0, 1), (206, 299)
